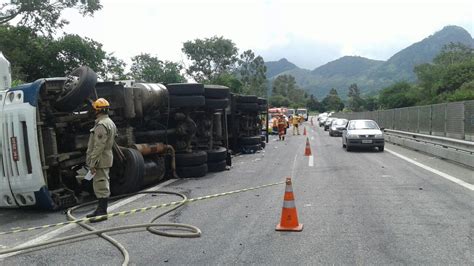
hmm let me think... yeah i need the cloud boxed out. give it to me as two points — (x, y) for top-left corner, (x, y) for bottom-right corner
(58, 0), (473, 69)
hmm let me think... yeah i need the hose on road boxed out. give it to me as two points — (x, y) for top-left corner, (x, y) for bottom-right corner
(0, 190), (201, 266)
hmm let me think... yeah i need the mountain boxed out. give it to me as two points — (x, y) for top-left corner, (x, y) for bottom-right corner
(264, 58), (298, 78)
(266, 25), (474, 99)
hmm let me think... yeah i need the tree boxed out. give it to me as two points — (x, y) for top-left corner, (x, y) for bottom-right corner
(414, 43), (474, 102)
(321, 88), (344, 111)
(0, 26), (108, 81)
(104, 53), (127, 80)
(378, 81), (417, 109)
(130, 53), (186, 83)
(238, 50), (267, 97)
(52, 34), (107, 77)
(306, 94), (322, 112)
(347, 83), (365, 111)
(269, 94), (290, 107)
(271, 74), (307, 107)
(0, 0), (102, 35)
(182, 36), (238, 82)
(211, 72), (243, 94)
(363, 96), (379, 111)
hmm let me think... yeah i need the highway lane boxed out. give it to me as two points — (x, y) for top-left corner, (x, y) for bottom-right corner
(1, 120), (473, 265)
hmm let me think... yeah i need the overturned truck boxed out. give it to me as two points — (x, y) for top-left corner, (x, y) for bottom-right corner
(0, 67), (267, 209)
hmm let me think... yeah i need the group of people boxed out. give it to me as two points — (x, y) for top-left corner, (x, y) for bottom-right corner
(271, 114), (305, 141)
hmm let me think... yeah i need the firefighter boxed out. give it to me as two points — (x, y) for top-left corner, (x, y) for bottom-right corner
(292, 114), (300, 135)
(86, 98), (117, 222)
(277, 115), (287, 141)
(271, 115), (278, 134)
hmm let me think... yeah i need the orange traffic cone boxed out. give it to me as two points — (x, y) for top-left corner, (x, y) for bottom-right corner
(304, 137), (312, 156)
(276, 178), (303, 232)
(303, 127), (307, 136)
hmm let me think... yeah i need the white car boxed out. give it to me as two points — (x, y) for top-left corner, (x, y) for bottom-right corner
(342, 120), (385, 152)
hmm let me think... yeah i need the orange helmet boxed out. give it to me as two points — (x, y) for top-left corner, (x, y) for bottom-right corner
(92, 98), (110, 110)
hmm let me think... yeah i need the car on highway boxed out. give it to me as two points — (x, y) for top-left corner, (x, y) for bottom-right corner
(329, 118), (348, 136)
(324, 117), (336, 131)
(319, 115), (328, 127)
(342, 119), (385, 151)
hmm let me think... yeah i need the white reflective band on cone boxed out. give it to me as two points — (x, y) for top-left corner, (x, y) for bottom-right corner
(283, 200), (296, 208)
(285, 186), (293, 192)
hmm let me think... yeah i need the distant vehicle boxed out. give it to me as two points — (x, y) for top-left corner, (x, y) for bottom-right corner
(342, 119), (385, 152)
(296, 108), (308, 121)
(324, 117), (336, 131)
(319, 116), (328, 127)
(329, 118), (348, 136)
(286, 108), (295, 118)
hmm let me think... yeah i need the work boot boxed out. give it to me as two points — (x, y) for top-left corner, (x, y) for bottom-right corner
(86, 198), (108, 223)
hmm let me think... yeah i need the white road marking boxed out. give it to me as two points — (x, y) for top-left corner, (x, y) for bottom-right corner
(308, 155), (314, 167)
(291, 153), (298, 179)
(386, 149), (474, 191)
(0, 179), (178, 260)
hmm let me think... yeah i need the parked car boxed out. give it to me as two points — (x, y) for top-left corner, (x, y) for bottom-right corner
(324, 117), (336, 131)
(329, 118), (348, 136)
(319, 116), (328, 127)
(342, 120), (385, 151)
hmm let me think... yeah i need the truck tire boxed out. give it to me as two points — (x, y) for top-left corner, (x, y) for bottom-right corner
(206, 146), (227, 162)
(236, 95), (258, 103)
(207, 160), (227, 172)
(176, 164), (208, 178)
(176, 150), (207, 167)
(170, 95), (205, 108)
(54, 66), (97, 112)
(205, 98), (229, 109)
(258, 104), (267, 111)
(239, 136), (261, 145)
(240, 143), (261, 154)
(257, 97), (267, 105)
(110, 148), (145, 196)
(166, 83), (204, 96)
(204, 85), (230, 99)
(236, 103), (259, 112)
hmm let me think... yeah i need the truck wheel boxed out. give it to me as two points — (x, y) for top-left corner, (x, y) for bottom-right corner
(176, 150), (207, 167)
(236, 103), (259, 112)
(207, 160), (227, 172)
(110, 148), (145, 196)
(206, 146), (227, 162)
(258, 104), (267, 111)
(166, 83), (204, 96)
(236, 95), (258, 103)
(205, 98), (229, 109)
(379, 146), (384, 152)
(54, 66), (97, 112)
(257, 97), (267, 105)
(176, 164), (208, 178)
(170, 95), (205, 108)
(204, 85), (230, 99)
(239, 136), (261, 145)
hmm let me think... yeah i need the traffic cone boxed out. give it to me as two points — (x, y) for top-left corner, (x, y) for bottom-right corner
(276, 178), (303, 232)
(304, 137), (312, 156)
(303, 127), (307, 136)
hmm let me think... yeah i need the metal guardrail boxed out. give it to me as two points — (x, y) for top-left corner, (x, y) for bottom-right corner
(384, 129), (474, 154)
(384, 129), (474, 168)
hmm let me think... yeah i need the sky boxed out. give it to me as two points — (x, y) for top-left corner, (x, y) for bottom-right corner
(57, 0), (473, 70)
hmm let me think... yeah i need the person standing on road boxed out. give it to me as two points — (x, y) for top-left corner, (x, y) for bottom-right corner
(277, 115), (287, 141)
(86, 98), (117, 222)
(292, 115), (300, 135)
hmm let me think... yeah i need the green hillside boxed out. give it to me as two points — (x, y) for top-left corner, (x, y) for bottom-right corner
(266, 25), (474, 99)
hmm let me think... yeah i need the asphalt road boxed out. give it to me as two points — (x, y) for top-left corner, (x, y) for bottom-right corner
(1, 119), (473, 265)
